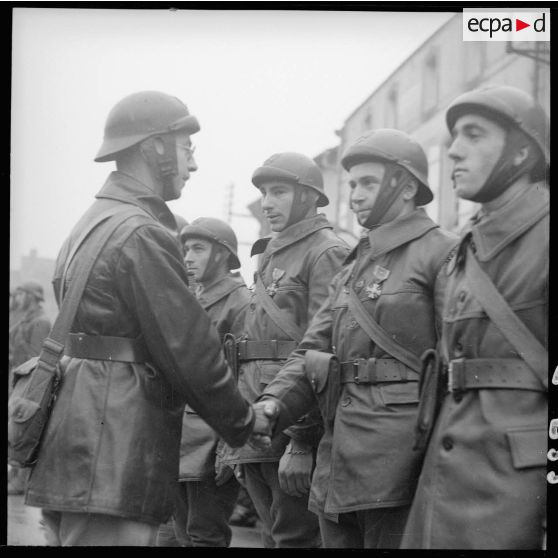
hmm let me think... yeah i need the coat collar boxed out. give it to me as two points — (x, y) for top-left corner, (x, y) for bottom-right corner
(95, 171), (178, 233)
(197, 273), (246, 310)
(251, 214), (333, 257)
(345, 208), (439, 263)
(467, 183), (549, 262)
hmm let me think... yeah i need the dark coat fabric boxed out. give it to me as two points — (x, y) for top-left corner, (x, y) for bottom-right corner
(224, 214), (350, 464)
(179, 273), (251, 480)
(262, 209), (458, 517)
(401, 184), (548, 549)
(25, 172), (254, 525)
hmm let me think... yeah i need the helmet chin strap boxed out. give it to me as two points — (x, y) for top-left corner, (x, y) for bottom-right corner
(141, 134), (179, 198)
(466, 128), (540, 204)
(284, 186), (315, 229)
(199, 244), (227, 284)
(362, 164), (414, 230)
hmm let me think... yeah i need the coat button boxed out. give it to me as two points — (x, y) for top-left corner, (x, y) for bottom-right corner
(458, 290), (467, 302)
(341, 397), (352, 407)
(453, 392), (463, 403)
(454, 342), (464, 357)
(442, 436), (454, 451)
(355, 280), (364, 288)
(347, 320), (358, 329)
(250, 302), (256, 311)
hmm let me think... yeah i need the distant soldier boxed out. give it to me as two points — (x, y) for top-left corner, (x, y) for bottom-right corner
(8, 281), (52, 495)
(224, 152), (350, 548)
(250, 130), (458, 548)
(9, 281), (52, 392)
(156, 217), (252, 547)
(402, 85), (549, 549)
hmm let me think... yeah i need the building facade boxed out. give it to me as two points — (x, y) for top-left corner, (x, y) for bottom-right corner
(322, 13), (550, 236)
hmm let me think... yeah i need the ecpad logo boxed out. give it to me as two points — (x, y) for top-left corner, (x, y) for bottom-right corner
(463, 9), (550, 42)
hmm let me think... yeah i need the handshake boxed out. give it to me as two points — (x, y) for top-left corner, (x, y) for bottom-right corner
(248, 399), (280, 450)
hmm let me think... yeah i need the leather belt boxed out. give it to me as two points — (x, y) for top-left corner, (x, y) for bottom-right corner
(65, 333), (149, 363)
(237, 340), (298, 361)
(340, 358), (418, 384)
(447, 358), (545, 393)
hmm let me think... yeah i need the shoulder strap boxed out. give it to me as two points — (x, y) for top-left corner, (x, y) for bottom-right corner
(464, 246), (548, 390)
(39, 205), (142, 373)
(348, 287), (422, 373)
(59, 204), (141, 301)
(254, 274), (304, 343)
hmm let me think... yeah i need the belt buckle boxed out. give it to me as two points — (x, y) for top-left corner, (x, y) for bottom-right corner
(448, 358), (465, 393)
(353, 358), (366, 384)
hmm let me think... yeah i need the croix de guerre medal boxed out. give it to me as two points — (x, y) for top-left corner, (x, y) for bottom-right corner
(266, 268), (285, 297)
(365, 265), (390, 300)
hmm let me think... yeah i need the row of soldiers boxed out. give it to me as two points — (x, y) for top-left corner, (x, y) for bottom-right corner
(15, 84), (548, 548)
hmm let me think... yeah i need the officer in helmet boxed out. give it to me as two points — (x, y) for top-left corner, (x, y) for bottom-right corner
(8, 280), (52, 495)
(223, 152), (350, 548)
(402, 86), (549, 550)
(156, 217), (252, 547)
(26, 92), (260, 546)
(250, 130), (458, 548)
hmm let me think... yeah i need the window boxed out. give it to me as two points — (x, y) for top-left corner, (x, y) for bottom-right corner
(386, 88), (398, 128)
(422, 52), (438, 115)
(363, 110), (373, 132)
(464, 42), (486, 86)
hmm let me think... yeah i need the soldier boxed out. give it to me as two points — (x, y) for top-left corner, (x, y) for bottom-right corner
(24, 91), (261, 546)
(224, 152), (350, 548)
(8, 281), (52, 495)
(401, 85), (549, 549)
(156, 217), (252, 547)
(250, 130), (458, 548)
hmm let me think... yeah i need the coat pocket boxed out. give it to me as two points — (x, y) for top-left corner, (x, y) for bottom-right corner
(506, 425), (547, 469)
(379, 382), (419, 405)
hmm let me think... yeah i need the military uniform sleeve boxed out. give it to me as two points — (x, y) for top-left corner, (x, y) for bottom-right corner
(307, 244), (350, 320)
(261, 276), (338, 436)
(116, 223), (254, 448)
(432, 239), (459, 340)
(280, 242), (348, 445)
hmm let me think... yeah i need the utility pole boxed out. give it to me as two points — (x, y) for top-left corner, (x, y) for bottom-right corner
(225, 182), (256, 247)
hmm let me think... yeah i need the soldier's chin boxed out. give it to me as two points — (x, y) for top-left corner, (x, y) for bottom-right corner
(356, 211), (370, 226)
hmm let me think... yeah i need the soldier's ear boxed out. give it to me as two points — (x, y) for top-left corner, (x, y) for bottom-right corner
(513, 145), (529, 167)
(301, 187), (319, 207)
(402, 179), (418, 201)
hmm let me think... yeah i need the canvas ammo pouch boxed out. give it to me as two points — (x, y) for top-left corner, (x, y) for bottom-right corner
(305, 349), (340, 424)
(8, 351), (62, 467)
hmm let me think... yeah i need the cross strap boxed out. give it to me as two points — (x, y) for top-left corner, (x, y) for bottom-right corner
(464, 246), (547, 391)
(254, 274), (304, 343)
(347, 286), (422, 374)
(41, 205), (145, 370)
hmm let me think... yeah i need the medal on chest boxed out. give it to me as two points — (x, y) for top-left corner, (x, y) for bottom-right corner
(364, 265), (390, 300)
(266, 268), (285, 297)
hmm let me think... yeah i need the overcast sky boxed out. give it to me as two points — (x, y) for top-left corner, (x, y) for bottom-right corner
(11, 7), (454, 283)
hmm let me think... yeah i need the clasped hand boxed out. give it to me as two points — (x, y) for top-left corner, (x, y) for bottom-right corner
(248, 400), (279, 449)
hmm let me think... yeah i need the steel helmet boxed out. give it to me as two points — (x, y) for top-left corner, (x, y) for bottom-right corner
(341, 129), (433, 206)
(180, 217), (241, 270)
(446, 85), (549, 165)
(95, 91), (200, 162)
(251, 152), (329, 207)
(16, 281), (44, 302)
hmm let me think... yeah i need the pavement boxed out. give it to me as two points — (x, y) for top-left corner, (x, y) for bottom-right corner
(7, 493), (263, 547)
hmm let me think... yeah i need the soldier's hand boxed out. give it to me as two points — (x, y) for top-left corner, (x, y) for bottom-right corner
(215, 456), (235, 486)
(247, 400), (279, 450)
(278, 440), (313, 497)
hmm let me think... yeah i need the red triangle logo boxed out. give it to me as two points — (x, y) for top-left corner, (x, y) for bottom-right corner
(516, 18), (530, 31)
